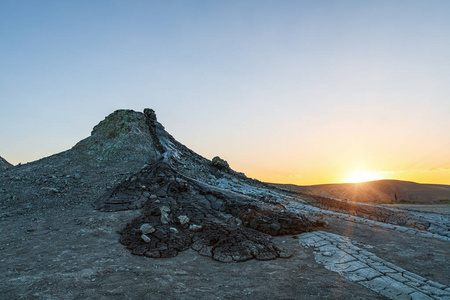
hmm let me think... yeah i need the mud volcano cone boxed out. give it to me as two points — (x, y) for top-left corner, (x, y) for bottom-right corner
(96, 109), (321, 262)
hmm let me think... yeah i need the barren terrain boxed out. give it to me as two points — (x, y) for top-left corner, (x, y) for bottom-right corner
(1, 109), (449, 299)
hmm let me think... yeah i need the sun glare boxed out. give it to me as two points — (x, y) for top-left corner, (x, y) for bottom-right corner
(345, 170), (383, 183)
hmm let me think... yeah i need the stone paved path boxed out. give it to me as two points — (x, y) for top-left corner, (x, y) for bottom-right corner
(298, 231), (450, 300)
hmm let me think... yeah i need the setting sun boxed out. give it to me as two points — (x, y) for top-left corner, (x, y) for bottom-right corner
(345, 170), (383, 183)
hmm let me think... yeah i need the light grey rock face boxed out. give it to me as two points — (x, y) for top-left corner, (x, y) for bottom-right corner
(298, 231), (450, 300)
(0, 156), (13, 170)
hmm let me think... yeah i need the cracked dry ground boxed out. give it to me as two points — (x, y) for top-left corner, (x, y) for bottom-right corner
(1, 198), (449, 299)
(298, 231), (450, 299)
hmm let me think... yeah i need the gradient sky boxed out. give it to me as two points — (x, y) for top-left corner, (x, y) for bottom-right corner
(1, 1), (449, 185)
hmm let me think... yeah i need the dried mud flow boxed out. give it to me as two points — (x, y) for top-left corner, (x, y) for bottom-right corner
(98, 159), (317, 262)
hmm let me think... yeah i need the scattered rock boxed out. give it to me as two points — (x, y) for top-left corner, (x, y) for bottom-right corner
(160, 206), (170, 224)
(141, 234), (151, 243)
(140, 223), (155, 234)
(178, 215), (190, 225)
(189, 224), (203, 232)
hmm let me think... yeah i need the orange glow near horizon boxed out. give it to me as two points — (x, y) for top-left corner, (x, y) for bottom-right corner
(233, 161), (450, 186)
(344, 170), (384, 183)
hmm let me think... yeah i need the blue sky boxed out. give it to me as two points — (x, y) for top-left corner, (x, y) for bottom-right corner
(1, 1), (449, 184)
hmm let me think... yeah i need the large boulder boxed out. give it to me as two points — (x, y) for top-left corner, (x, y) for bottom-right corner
(211, 156), (230, 171)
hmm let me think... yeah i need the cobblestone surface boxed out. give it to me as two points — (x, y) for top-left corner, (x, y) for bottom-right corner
(298, 231), (450, 300)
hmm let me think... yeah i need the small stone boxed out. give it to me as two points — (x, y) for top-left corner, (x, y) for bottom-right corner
(41, 187), (60, 194)
(178, 215), (190, 225)
(140, 223), (155, 234)
(322, 251), (333, 257)
(189, 224), (203, 232)
(315, 219), (328, 227)
(141, 234), (151, 243)
(169, 227), (179, 234)
(160, 206), (170, 224)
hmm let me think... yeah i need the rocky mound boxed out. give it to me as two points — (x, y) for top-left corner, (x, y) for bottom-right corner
(0, 156), (13, 170)
(96, 109), (319, 262)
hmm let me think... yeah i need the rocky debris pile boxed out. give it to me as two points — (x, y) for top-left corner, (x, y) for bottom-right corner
(98, 159), (319, 262)
(0, 156), (13, 171)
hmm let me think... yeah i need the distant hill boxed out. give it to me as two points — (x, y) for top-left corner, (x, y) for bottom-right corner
(275, 180), (450, 204)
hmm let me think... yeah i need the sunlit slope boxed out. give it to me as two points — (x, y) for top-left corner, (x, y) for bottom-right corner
(277, 180), (450, 204)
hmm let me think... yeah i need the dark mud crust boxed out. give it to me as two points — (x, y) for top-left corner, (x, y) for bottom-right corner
(305, 195), (430, 230)
(97, 160), (319, 262)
